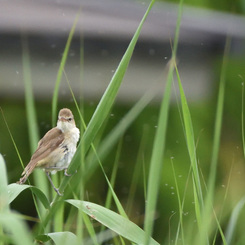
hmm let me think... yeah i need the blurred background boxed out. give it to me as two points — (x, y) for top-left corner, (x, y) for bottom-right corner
(0, 0), (245, 243)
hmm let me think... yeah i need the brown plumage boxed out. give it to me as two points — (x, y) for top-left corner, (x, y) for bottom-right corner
(17, 128), (65, 184)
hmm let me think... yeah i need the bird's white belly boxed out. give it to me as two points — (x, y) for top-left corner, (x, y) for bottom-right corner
(50, 127), (79, 174)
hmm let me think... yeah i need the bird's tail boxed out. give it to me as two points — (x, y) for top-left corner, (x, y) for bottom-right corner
(17, 163), (36, 184)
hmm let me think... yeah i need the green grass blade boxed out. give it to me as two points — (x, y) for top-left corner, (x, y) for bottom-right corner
(66, 200), (160, 245)
(174, 63), (205, 242)
(7, 183), (50, 209)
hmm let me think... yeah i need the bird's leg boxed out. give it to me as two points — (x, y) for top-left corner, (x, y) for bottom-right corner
(64, 168), (77, 177)
(45, 171), (63, 196)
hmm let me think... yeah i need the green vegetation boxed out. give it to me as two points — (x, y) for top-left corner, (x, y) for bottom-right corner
(0, 0), (245, 244)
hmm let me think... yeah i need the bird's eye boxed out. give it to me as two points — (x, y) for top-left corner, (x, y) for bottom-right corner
(68, 117), (72, 121)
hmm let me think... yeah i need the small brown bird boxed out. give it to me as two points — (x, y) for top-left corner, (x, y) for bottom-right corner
(17, 108), (80, 195)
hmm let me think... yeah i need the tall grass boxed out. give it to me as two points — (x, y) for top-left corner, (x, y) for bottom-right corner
(0, 0), (243, 244)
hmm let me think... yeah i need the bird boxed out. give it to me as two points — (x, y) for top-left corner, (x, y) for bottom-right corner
(17, 108), (80, 195)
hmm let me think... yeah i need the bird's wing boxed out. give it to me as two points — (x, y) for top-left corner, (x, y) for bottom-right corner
(20, 127), (64, 177)
(31, 127), (64, 162)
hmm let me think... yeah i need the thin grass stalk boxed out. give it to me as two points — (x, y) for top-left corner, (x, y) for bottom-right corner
(76, 37), (85, 241)
(92, 145), (128, 218)
(0, 109), (24, 169)
(104, 138), (123, 210)
(242, 82), (245, 158)
(0, 154), (8, 245)
(21, 35), (39, 152)
(207, 36), (231, 213)
(126, 125), (149, 216)
(83, 92), (153, 183)
(82, 211), (100, 245)
(64, 185), (98, 244)
(52, 14), (79, 126)
(171, 159), (185, 245)
(99, 138), (122, 234)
